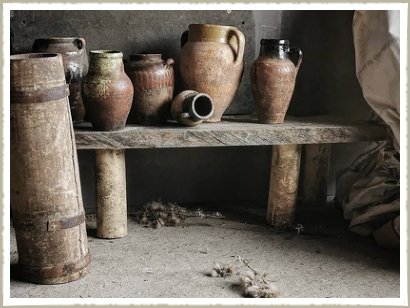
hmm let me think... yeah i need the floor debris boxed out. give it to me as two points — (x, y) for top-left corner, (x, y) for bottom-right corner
(207, 256), (280, 298)
(208, 263), (235, 278)
(236, 256), (280, 298)
(238, 270), (279, 298)
(132, 201), (225, 229)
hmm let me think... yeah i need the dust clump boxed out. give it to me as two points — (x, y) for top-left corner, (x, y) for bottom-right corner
(133, 201), (225, 229)
(208, 263), (235, 278)
(207, 255), (280, 298)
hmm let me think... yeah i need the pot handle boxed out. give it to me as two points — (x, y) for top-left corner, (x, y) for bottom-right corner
(180, 30), (189, 48)
(66, 66), (74, 84)
(288, 47), (303, 72)
(228, 28), (245, 67)
(180, 112), (190, 119)
(74, 38), (86, 50)
(166, 58), (175, 67)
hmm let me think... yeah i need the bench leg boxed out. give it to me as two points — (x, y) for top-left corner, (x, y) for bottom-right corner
(267, 144), (301, 228)
(95, 149), (127, 239)
(300, 144), (330, 206)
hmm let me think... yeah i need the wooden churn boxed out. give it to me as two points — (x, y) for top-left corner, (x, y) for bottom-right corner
(10, 53), (90, 284)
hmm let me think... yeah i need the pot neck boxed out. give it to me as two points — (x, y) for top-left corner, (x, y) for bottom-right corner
(89, 51), (124, 74)
(187, 24), (236, 43)
(129, 54), (163, 67)
(33, 37), (85, 52)
(44, 37), (78, 43)
(259, 39), (290, 60)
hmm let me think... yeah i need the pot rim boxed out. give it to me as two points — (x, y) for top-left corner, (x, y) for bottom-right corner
(11, 53), (61, 61)
(191, 93), (214, 120)
(90, 50), (123, 58)
(130, 53), (162, 60)
(188, 23), (238, 30)
(260, 39), (289, 45)
(36, 37), (83, 42)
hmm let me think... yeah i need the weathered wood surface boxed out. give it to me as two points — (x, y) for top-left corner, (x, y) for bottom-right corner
(300, 144), (331, 206)
(74, 116), (388, 149)
(11, 54), (89, 284)
(95, 149), (128, 239)
(266, 144), (301, 228)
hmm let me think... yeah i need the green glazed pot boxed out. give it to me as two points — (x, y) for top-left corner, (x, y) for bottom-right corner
(82, 50), (133, 131)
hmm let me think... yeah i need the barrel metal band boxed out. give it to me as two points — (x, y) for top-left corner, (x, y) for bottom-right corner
(12, 212), (85, 232)
(11, 84), (69, 104)
(18, 253), (91, 282)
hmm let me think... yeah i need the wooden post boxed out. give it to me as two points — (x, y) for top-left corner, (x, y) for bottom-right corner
(300, 144), (330, 206)
(267, 144), (302, 228)
(95, 149), (127, 238)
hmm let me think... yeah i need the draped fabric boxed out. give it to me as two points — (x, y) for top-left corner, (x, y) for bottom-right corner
(335, 11), (400, 249)
(352, 10), (400, 151)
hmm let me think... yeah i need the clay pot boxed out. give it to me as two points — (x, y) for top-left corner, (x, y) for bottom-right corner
(171, 90), (214, 126)
(82, 50), (133, 131)
(32, 37), (89, 123)
(126, 54), (174, 125)
(179, 24), (245, 122)
(250, 39), (302, 124)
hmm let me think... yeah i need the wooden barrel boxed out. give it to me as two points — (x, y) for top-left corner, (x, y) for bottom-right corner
(10, 53), (90, 284)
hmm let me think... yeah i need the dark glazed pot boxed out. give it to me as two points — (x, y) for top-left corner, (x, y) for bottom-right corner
(179, 24), (245, 122)
(32, 37), (89, 123)
(82, 50), (133, 131)
(171, 90), (214, 126)
(126, 54), (174, 125)
(250, 39), (302, 124)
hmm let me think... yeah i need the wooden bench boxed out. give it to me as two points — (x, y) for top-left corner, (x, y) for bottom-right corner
(74, 115), (388, 238)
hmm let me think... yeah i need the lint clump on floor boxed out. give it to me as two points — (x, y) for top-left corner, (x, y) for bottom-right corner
(208, 256), (280, 298)
(134, 200), (224, 229)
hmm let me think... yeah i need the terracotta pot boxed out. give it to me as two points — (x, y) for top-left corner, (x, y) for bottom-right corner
(126, 54), (174, 125)
(250, 39), (302, 124)
(171, 90), (214, 126)
(32, 37), (89, 123)
(82, 50), (133, 131)
(179, 24), (245, 122)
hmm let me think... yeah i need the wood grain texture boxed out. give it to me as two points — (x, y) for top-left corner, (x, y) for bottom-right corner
(300, 144), (331, 206)
(74, 116), (388, 150)
(11, 98), (90, 284)
(95, 149), (127, 239)
(266, 144), (301, 227)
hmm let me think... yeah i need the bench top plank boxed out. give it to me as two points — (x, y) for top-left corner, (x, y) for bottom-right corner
(74, 115), (388, 149)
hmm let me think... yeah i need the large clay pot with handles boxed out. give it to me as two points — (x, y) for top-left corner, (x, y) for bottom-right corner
(179, 24), (245, 122)
(32, 37), (89, 123)
(250, 39), (303, 124)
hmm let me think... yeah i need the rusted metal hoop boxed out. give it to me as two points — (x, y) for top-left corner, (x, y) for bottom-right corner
(11, 84), (69, 104)
(18, 253), (91, 284)
(12, 212), (85, 232)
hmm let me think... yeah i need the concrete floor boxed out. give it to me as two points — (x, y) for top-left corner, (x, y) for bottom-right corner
(10, 202), (399, 298)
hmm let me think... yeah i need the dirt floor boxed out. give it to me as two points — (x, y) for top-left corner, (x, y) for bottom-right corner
(10, 202), (400, 298)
